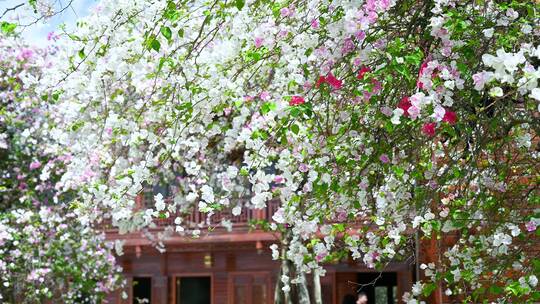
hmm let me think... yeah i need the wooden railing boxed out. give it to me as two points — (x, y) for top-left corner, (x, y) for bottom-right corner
(99, 198), (281, 231)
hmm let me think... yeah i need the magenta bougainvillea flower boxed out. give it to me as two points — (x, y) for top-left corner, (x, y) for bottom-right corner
(422, 122), (437, 137)
(289, 95), (305, 106)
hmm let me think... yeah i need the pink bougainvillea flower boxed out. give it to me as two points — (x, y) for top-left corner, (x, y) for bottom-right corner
(433, 105), (446, 121)
(336, 210), (347, 222)
(274, 175), (284, 183)
(418, 61), (428, 77)
(379, 154), (390, 163)
(342, 38), (355, 54)
(260, 91), (271, 101)
(29, 161), (41, 170)
(397, 97), (412, 117)
(371, 78), (382, 93)
(422, 122), (437, 137)
(310, 18), (319, 29)
(280, 7), (291, 17)
(380, 106), (393, 117)
(289, 95), (305, 106)
(417, 61), (429, 89)
(298, 163), (309, 172)
(254, 37), (264, 48)
(363, 90), (373, 101)
(442, 109), (457, 125)
(472, 71), (493, 91)
(47, 31), (59, 41)
(325, 73), (343, 90)
(303, 81), (312, 91)
(525, 221), (537, 232)
(355, 30), (366, 41)
(316, 253), (327, 262)
(16, 48), (33, 61)
(357, 66), (371, 80)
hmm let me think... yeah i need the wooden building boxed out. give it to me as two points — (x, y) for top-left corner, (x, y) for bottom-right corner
(104, 197), (418, 304)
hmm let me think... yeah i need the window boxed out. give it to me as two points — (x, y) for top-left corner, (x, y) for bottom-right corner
(374, 286), (388, 304)
(356, 272), (398, 304)
(176, 276), (211, 304)
(133, 277), (152, 304)
(230, 273), (270, 304)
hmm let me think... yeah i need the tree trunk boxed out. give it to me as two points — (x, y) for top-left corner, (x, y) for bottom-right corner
(275, 231), (293, 304)
(297, 270), (311, 304)
(282, 255), (293, 304)
(313, 268), (322, 304)
(274, 266), (283, 304)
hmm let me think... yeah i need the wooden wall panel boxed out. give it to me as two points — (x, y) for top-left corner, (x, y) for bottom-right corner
(112, 244), (414, 304)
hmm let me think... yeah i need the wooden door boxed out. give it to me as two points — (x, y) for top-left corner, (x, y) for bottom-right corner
(229, 273), (271, 304)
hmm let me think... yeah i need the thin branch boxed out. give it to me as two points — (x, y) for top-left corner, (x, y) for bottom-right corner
(0, 2), (25, 20)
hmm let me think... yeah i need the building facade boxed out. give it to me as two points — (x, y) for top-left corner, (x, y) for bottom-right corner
(104, 196), (421, 304)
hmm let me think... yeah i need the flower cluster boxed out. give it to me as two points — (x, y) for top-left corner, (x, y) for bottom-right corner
(9, 0), (537, 302)
(0, 35), (124, 302)
(0, 207), (123, 303)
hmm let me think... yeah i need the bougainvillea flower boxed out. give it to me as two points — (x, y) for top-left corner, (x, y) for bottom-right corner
(315, 73), (343, 90)
(397, 97), (412, 117)
(254, 37), (264, 48)
(260, 91), (271, 101)
(442, 110), (457, 125)
(315, 76), (326, 88)
(357, 66), (371, 80)
(289, 96), (305, 106)
(371, 78), (382, 93)
(422, 122), (436, 137)
(525, 221), (537, 232)
(379, 154), (390, 163)
(325, 73), (343, 90)
(298, 163), (309, 172)
(29, 161), (42, 170)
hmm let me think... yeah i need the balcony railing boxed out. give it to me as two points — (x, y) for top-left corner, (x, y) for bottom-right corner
(99, 198), (281, 232)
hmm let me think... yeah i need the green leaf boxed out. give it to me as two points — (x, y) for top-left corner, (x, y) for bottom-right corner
(178, 28), (184, 38)
(392, 166), (404, 177)
(150, 38), (161, 52)
(235, 0), (245, 10)
(160, 26), (172, 40)
(423, 283), (437, 297)
(239, 168), (249, 176)
(28, 0), (37, 12)
(290, 107), (301, 118)
(246, 50), (262, 62)
(261, 102), (276, 114)
(0, 22), (17, 35)
(489, 285), (503, 295)
(291, 124), (299, 135)
(333, 223), (345, 232)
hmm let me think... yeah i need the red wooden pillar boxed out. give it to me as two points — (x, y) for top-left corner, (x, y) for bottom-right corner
(153, 276), (168, 304)
(420, 234), (443, 304)
(153, 253), (169, 304)
(397, 267), (413, 303)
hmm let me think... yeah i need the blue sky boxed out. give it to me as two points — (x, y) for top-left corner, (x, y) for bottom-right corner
(0, 0), (96, 44)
